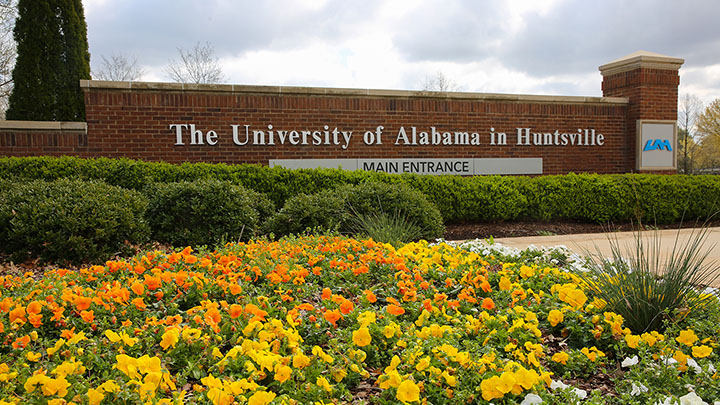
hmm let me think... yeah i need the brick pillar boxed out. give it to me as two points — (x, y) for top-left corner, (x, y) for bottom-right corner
(599, 51), (684, 172)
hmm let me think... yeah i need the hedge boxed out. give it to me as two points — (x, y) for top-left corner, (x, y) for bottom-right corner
(1, 156), (719, 224)
(144, 179), (274, 247)
(0, 178), (149, 264)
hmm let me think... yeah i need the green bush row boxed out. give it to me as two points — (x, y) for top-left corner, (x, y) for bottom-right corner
(0, 175), (444, 264)
(1, 156), (719, 224)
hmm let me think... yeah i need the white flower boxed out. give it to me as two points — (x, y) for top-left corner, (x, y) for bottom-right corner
(550, 380), (586, 399)
(622, 355), (639, 367)
(708, 363), (716, 374)
(654, 398), (676, 405)
(550, 380), (569, 390)
(630, 382), (648, 396)
(664, 357), (678, 366)
(687, 358), (703, 373)
(678, 392), (707, 405)
(520, 393), (543, 405)
(573, 388), (588, 399)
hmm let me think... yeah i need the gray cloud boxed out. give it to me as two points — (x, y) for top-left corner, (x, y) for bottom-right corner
(388, 0), (720, 78)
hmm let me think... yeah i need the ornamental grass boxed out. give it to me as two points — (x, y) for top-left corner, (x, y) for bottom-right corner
(1, 236), (719, 404)
(579, 225), (720, 334)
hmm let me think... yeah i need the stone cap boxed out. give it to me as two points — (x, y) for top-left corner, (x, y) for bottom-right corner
(599, 50), (684, 76)
(80, 80), (628, 105)
(0, 120), (87, 132)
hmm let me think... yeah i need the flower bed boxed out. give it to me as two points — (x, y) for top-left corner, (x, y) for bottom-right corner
(1, 236), (718, 404)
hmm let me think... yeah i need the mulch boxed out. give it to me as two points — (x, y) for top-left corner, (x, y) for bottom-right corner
(443, 219), (720, 240)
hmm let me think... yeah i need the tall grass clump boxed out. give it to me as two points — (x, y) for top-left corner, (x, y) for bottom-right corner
(580, 224), (719, 334)
(350, 210), (425, 247)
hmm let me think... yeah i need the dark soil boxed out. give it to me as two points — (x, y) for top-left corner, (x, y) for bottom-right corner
(443, 219), (720, 240)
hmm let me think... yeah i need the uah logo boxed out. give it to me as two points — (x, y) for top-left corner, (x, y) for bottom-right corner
(643, 139), (673, 152)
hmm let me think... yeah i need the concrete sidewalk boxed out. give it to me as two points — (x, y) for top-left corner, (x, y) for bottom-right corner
(493, 227), (720, 288)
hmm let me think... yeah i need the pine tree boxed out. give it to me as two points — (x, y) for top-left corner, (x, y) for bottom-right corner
(6, 0), (90, 121)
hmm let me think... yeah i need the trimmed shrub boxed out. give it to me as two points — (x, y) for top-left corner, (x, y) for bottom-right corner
(2, 156), (720, 225)
(265, 182), (445, 240)
(145, 179), (274, 247)
(0, 179), (149, 264)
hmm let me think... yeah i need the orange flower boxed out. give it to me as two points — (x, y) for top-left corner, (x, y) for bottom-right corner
(321, 288), (332, 300)
(12, 335), (30, 349)
(28, 313), (43, 328)
(323, 309), (342, 327)
(80, 310), (95, 323)
(27, 301), (43, 315)
(339, 299), (354, 315)
(9, 306), (26, 324)
(205, 308), (221, 325)
(60, 328), (76, 339)
(144, 275), (162, 291)
(229, 304), (243, 319)
(131, 282), (145, 296)
(131, 298), (146, 310)
(387, 304), (405, 316)
(74, 296), (92, 311)
(481, 298), (495, 310)
(364, 290), (377, 303)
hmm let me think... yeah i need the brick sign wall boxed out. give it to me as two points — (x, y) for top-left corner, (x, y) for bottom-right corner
(0, 51), (683, 175)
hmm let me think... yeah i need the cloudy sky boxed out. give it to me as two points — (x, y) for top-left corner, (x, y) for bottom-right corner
(83, 0), (720, 104)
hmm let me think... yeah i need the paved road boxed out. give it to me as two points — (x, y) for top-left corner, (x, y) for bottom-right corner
(493, 227), (720, 288)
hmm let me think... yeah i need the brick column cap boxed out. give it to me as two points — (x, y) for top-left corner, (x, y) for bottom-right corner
(599, 50), (684, 76)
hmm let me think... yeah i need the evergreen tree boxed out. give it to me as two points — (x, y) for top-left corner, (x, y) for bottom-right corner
(6, 0), (90, 121)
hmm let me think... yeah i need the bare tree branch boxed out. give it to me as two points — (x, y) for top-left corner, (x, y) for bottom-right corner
(421, 71), (461, 92)
(93, 53), (144, 81)
(164, 41), (224, 84)
(677, 94), (703, 173)
(0, 0), (17, 118)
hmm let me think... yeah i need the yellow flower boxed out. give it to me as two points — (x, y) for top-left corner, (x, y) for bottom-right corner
(160, 328), (180, 350)
(496, 372), (516, 394)
(99, 380), (120, 393)
(514, 367), (539, 390)
(383, 323), (398, 339)
(519, 265), (535, 278)
(692, 345), (713, 358)
(87, 388), (105, 405)
(499, 276), (512, 291)
(46, 339), (66, 356)
(105, 329), (138, 347)
(480, 376), (504, 400)
(676, 329), (699, 346)
(625, 334), (641, 349)
(352, 327), (372, 347)
(357, 311), (376, 327)
(396, 379), (420, 402)
(25, 351), (41, 362)
(317, 376), (333, 392)
(40, 376), (69, 397)
(115, 354), (141, 380)
(293, 353), (311, 368)
(441, 370), (457, 387)
(248, 390), (276, 405)
(551, 352), (569, 365)
(274, 364), (292, 383)
(416, 357), (431, 372)
(547, 310), (564, 327)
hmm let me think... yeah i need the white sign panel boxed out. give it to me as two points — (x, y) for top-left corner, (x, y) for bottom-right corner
(637, 120), (676, 170)
(269, 158), (543, 175)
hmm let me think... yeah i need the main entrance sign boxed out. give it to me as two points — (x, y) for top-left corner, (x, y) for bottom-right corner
(0, 51), (683, 175)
